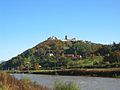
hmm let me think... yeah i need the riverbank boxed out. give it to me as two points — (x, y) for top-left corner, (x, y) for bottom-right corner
(0, 72), (80, 90)
(0, 72), (50, 90)
(7, 68), (120, 78)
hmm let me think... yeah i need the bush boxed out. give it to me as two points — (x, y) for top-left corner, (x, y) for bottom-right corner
(53, 81), (79, 90)
(0, 72), (50, 90)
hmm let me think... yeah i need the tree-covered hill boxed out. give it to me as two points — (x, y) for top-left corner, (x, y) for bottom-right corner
(1, 36), (120, 70)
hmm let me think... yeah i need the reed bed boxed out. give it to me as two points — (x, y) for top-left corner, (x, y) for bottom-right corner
(0, 72), (50, 90)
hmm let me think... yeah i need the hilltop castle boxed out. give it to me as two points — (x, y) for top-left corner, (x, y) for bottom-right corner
(63, 35), (76, 41)
(47, 35), (76, 41)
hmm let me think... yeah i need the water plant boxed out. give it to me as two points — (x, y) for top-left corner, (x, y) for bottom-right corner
(53, 80), (79, 90)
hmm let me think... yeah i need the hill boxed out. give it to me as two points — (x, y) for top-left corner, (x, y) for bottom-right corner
(0, 36), (120, 70)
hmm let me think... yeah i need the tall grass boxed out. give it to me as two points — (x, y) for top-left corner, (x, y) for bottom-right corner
(53, 81), (79, 90)
(0, 72), (80, 90)
(0, 72), (50, 90)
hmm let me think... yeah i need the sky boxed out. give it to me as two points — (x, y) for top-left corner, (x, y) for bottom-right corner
(0, 0), (120, 61)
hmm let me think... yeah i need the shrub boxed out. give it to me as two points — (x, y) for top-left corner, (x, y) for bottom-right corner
(53, 80), (79, 90)
(0, 72), (50, 90)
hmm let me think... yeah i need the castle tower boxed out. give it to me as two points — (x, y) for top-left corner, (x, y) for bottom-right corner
(65, 35), (68, 40)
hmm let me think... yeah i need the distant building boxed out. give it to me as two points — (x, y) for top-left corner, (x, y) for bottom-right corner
(65, 54), (82, 59)
(48, 36), (57, 40)
(71, 38), (76, 41)
(65, 35), (68, 40)
(63, 36), (76, 42)
(49, 53), (54, 56)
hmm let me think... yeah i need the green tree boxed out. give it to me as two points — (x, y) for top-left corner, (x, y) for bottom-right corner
(104, 51), (120, 63)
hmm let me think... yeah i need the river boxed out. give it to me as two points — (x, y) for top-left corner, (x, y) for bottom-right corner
(12, 74), (120, 90)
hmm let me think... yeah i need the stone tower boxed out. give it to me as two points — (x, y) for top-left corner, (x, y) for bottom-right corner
(65, 35), (68, 40)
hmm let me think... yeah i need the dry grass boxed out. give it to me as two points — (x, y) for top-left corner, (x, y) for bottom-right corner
(0, 72), (50, 90)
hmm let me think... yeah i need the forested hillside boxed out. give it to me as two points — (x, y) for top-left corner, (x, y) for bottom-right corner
(1, 36), (120, 70)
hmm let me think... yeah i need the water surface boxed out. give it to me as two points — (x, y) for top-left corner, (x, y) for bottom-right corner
(12, 74), (120, 90)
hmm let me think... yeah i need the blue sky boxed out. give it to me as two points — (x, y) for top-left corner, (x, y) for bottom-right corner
(0, 0), (120, 61)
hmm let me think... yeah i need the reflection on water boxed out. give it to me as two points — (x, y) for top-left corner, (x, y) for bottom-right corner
(12, 74), (120, 90)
